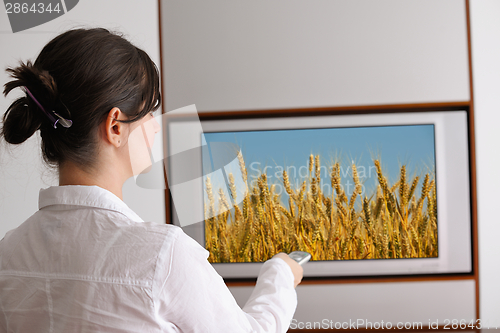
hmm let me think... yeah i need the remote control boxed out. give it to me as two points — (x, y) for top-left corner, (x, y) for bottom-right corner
(288, 251), (311, 265)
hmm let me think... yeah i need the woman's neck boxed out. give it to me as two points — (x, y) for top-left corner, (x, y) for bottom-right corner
(58, 161), (125, 200)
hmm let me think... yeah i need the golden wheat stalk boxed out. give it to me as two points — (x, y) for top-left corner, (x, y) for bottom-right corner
(205, 157), (437, 263)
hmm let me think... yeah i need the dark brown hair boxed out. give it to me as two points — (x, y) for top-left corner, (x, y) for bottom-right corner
(1, 28), (161, 170)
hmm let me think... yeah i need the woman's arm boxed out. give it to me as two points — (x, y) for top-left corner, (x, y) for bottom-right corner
(153, 227), (297, 333)
(242, 256), (298, 333)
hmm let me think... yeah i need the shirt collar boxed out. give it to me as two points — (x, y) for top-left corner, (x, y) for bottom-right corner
(38, 185), (144, 222)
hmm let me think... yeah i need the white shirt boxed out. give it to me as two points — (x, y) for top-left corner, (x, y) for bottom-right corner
(0, 185), (297, 333)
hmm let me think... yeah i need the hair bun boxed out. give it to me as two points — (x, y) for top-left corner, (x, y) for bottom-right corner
(1, 61), (59, 144)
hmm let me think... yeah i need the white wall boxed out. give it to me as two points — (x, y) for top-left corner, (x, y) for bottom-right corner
(469, 0), (500, 327)
(231, 280), (475, 327)
(0, 0), (165, 239)
(162, 0), (469, 112)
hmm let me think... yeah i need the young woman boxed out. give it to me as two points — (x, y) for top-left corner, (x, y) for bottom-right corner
(0, 28), (303, 332)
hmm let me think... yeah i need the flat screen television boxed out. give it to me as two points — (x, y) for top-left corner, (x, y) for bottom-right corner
(167, 109), (472, 279)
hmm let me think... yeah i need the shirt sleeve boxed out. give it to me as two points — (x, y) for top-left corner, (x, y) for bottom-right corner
(153, 227), (297, 333)
(242, 257), (297, 333)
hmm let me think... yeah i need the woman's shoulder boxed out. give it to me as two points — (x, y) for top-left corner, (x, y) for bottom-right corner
(133, 221), (182, 235)
(125, 222), (207, 258)
(141, 222), (206, 255)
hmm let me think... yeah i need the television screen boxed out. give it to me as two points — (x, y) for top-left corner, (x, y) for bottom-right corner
(168, 110), (471, 278)
(202, 124), (438, 263)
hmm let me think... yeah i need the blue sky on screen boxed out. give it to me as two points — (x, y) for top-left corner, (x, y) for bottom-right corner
(202, 124), (436, 205)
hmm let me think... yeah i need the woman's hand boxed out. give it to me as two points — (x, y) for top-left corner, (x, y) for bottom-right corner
(272, 253), (304, 288)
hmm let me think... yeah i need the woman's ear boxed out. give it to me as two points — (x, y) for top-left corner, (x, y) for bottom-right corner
(105, 107), (127, 147)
